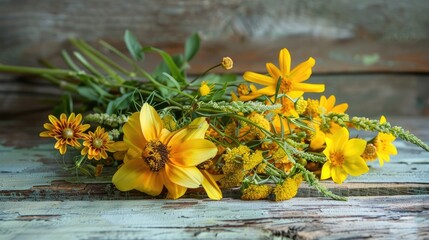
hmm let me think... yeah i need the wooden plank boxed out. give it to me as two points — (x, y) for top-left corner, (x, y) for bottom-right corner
(1, 0), (429, 73)
(0, 196), (428, 239)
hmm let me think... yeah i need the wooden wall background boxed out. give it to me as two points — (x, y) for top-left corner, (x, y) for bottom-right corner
(1, 0), (429, 117)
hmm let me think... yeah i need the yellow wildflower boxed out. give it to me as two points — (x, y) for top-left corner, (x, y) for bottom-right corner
(241, 185), (272, 200)
(278, 97), (299, 118)
(273, 174), (303, 201)
(319, 95), (348, 114)
(240, 48), (324, 101)
(321, 127), (369, 184)
(81, 126), (114, 160)
(237, 84), (250, 96)
(112, 103), (218, 199)
(243, 150), (264, 171)
(295, 97), (308, 115)
(40, 113), (90, 155)
(246, 112), (271, 139)
(199, 81), (214, 96)
(304, 98), (321, 119)
(373, 116), (397, 166)
(221, 57), (233, 70)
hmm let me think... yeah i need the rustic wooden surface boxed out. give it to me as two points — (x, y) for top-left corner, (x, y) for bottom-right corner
(1, 1), (429, 239)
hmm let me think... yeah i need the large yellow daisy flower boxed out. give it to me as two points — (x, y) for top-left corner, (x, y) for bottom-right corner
(240, 48), (325, 101)
(40, 113), (90, 155)
(321, 127), (369, 184)
(112, 103), (219, 199)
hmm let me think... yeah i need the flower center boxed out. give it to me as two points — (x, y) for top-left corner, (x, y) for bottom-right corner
(93, 138), (104, 148)
(279, 77), (292, 93)
(329, 152), (344, 167)
(62, 128), (74, 139)
(142, 140), (169, 172)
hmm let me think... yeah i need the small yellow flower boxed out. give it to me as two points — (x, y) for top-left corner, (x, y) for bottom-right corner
(295, 97), (308, 115)
(237, 84), (250, 96)
(321, 127), (369, 184)
(199, 81), (214, 97)
(112, 103), (218, 199)
(221, 57), (233, 70)
(273, 174), (303, 201)
(240, 48), (324, 101)
(319, 95), (348, 114)
(241, 185), (272, 200)
(304, 98), (321, 119)
(81, 126), (114, 160)
(40, 113), (90, 155)
(374, 116), (397, 166)
(246, 112), (271, 139)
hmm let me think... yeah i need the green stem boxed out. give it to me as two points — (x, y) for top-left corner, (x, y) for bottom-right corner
(0, 64), (76, 76)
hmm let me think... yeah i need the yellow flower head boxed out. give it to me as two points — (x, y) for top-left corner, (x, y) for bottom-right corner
(237, 84), (250, 97)
(246, 112), (271, 139)
(81, 126), (114, 160)
(221, 57), (233, 70)
(199, 81), (214, 97)
(278, 97), (299, 118)
(374, 116), (397, 166)
(112, 103), (219, 199)
(241, 184), (272, 200)
(321, 127), (369, 184)
(319, 95), (348, 114)
(240, 48), (324, 101)
(304, 98), (321, 119)
(295, 97), (308, 115)
(40, 113), (90, 155)
(273, 174), (303, 201)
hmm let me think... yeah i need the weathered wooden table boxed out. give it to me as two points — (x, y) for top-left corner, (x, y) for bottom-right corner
(1, 88), (428, 239)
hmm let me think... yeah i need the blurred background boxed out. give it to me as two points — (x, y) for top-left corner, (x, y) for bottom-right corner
(1, 0), (428, 118)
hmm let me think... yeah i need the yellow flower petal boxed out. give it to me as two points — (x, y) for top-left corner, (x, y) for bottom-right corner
(332, 128), (349, 151)
(331, 166), (347, 184)
(123, 112), (146, 151)
(331, 103), (348, 114)
(344, 138), (367, 159)
(165, 164), (203, 188)
(167, 117), (209, 146)
(343, 156), (369, 176)
(243, 71), (273, 86)
(321, 162), (332, 180)
(161, 171), (187, 199)
(170, 139), (217, 166)
(134, 170), (164, 196)
(290, 57), (315, 82)
(294, 82), (325, 93)
(112, 160), (148, 191)
(279, 48), (291, 76)
(140, 103), (163, 141)
(266, 63), (281, 80)
(201, 170), (222, 200)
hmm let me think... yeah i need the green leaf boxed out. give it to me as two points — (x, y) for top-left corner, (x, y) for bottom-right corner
(142, 47), (185, 84)
(162, 72), (181, 90)
(124, 30), (144, 61)
(184, 33), (200, 61)
(106, 92), (134, 115)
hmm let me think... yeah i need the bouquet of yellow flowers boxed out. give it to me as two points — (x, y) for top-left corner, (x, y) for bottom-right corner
(2, 31), (427, 201)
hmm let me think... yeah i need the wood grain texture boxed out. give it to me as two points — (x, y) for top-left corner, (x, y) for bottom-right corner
(1, 0), (429, 73)
(0, 196), (428, 239)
